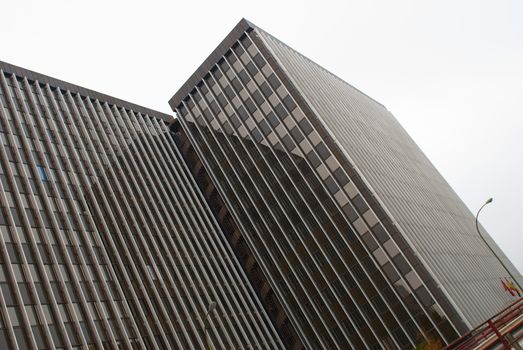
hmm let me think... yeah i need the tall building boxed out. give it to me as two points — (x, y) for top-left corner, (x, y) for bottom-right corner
(0, 61), (283, 349)
(169, 19), (522, 349)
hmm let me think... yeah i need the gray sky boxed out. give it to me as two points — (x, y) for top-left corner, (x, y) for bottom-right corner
(2, 0), (522, 272)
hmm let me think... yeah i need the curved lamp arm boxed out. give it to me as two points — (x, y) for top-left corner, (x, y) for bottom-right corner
(475, 198), (522, 291)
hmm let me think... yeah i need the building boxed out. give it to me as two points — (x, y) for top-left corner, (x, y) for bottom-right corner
(1, 19), (521, 350)
(169, 19), (522, 349)
(0, 61), (283, 349)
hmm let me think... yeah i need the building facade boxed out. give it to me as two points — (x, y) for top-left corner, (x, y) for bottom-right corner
(0, 61), (283, 349)
(1, 18), (521, 350)
(169, 19), (522, 349)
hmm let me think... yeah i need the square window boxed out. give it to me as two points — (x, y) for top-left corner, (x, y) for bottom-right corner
(282, 135), (294, 150)
(324, 176), (338, 194)
(316, 142), (330, 160)
(274, 103), (288, 118)
(223, 121), (233, 135)
(238, 69), (250, 84)
(252, 129), (263, 142)
(244, 99), (256, 114)
(205, 75), (215, 87)
(213, 67), (223, 80)
(260, 82), (272, 98)
(372, 223), (388, 243)
(342, 203), (359, 222)
(237, 106), (248, 121)
(372, 248), (388, 265)
(230, 115), (241, 128)
(253, 53), (266, 68)
(36, 165), (49, 181)
(290, 127), (304, 143)
(415, 286), (434, 307)
(392, 254), (411, 275)
(383, 262), (400, 283)
(352, 194), (369, 214)
(246, 62), (258, 76)
(224, 86), (235, 99)
(306, 150), (321, 168)
(203, 108), (213, 121)
(219, 59), (230, 73)
(362, 232), (378, 251)
(283, 95), (297, 111)
(193, 91), (202, 102)
(200, 84), (209, 95)
(267, 111), (279, 127)
(226, 49), (237, 64)
(231, 78), (243, 92)
(233, 44), (245, 56)
(333, 168), (349, 185)
(259, 120), (271, 136)
(252, 90), (264, 105)
(268, 73), (281, 89)
(209, 100), (220, 114)
(216, 93), (227, 107)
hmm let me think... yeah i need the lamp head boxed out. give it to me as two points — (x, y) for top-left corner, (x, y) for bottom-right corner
(486, 197), (493, 204)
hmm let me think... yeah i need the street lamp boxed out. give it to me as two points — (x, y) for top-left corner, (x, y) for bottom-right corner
(204, 301), (217, 350)
(475, 197), (522, 291)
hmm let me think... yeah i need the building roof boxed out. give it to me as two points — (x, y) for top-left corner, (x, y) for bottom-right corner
(169, 19), (254, 109)
(168, 18), (385, 111)
(0, 60), (173, 123)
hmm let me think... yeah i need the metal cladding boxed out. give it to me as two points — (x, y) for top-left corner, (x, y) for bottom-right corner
(0, 61), (283, 349)
(1, 18), (521, 350)
(169, 19), (522, 349)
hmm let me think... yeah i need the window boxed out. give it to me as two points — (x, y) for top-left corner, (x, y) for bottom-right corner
(36, 165), (48, 181)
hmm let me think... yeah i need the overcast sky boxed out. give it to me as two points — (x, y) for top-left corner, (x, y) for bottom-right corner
(2, 0), (522, 272)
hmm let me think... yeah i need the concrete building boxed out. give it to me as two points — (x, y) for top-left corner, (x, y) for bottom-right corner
(1, 17), (521, 350)
(0, 60), (283, 349)
(169, 19), (522, 349)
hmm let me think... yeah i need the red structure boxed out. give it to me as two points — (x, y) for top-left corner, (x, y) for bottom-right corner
(445, 298), (523, 349)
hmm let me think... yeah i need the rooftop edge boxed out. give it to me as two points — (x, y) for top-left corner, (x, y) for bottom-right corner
(0, 60), (173, 123)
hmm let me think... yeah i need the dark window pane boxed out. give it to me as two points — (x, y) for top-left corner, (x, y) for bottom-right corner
(252, 90), (264, 105)
(290, 127), (304, 143)
(372, 223), (388, 243)
(324, 176), (338, 194)
(260, 82), (272, 97)
(274, 103), (287, 118)
(268, 74), (281, 90)
(306, 151), (321, 168)
(238, 69), (250, 84)
(283, 95), (297, 111)
(316, 142), (330, 160)
(267, 111), (279, 127)
(352, 194), (369, 214)
(282, 135), (294, 150)
(231, 78), (242, 92)
(393, 254), (411, 275)
(342, 204), (358, 222)
(244, 99), (256, 114)
(383, 262), (400, 282)
(259, 120), (271, 136)
(253, 53), (266, 68)
(415, 286), (434, 307)
(237, 106), (248, 121)
(362, 233), (378, 251)
(246, 62), (257, 75)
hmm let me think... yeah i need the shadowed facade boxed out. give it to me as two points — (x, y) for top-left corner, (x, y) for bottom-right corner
(169, 19), (522, 349)
(0, 60), (283, 349)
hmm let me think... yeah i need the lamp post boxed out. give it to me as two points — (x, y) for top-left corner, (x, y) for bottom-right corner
(204, 301), (217, 350)
(475, 198), (522, 291)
